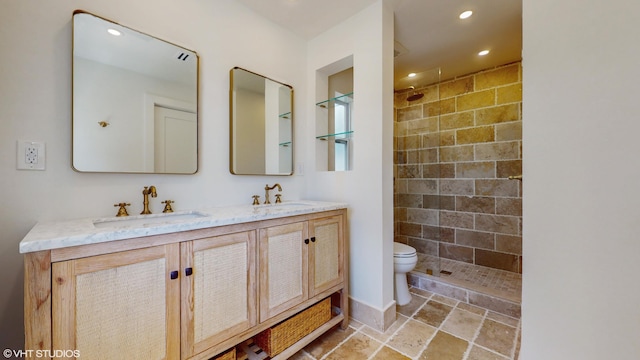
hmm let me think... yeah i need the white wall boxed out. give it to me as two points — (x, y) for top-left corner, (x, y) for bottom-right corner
(522, 0), (640, 358)
(306, 1), (395, 315)
(0, 0), (307, 350)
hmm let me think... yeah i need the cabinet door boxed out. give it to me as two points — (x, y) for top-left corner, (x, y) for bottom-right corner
(259, 221), (308, 322)
(52, 244), (180, 360)
(181, 231), (257, 358)
(309, 215), (344, 297)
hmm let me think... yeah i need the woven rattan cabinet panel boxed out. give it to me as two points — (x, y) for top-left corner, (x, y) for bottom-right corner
(180, 231), (257, 359)
(258, 214), (345, 324)
(258, 221), (309, 322)
(52, 244), (180, 360)
(309, 215), (344, 297)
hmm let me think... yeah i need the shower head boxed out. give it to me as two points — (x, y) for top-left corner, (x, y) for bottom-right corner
(405, 86), (424, 102)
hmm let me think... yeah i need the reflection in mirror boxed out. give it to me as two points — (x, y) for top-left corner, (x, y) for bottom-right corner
(72, 11), (198, 174)
(230, 67), (293, 175)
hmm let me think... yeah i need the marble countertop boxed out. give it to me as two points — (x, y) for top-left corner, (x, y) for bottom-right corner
(19, 200), (347, 254)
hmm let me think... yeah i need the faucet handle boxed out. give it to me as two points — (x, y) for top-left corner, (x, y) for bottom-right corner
(161, 200), (174, 213)
(114, 203), (131, 217)
(275, 194), (282, 203)
(252, 195), (260, 205)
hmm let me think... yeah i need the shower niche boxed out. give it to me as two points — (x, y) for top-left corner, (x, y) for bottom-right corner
(316, 59), (353, 171)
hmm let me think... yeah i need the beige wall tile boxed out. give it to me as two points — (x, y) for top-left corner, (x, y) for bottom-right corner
(457, 89), (495, 111)
(407, 208), (439, 226)
(475, 179), (519, 197)
(475, 142), (520, 161)
(397, 135), (421, 150)
(455, 229), (495, 250)
(407, 179), (438, 194)
(439, 242), (474, 263)
(456, 196), (496, 214)
(475, 63), (520, 90)
(497, 83), (522, 104)
(423, 163), (455, 178)
(495, 235), (522, 255)
(495, 122), (522, 141)
(440, 211), (474, 229)
(424, 98), (456, 117)
(397, 105), (423, 121)
(476, 104), (520, 125)
(475, 214), (520, 235)
(496, 198), (522, 216)
(439, 130), (456, 146)
(440, 145), (474, 162)
(440, 179), (475, 196)
(407, 117), (439, 134)
(422, 133), (440, 148)
(440, 111), (475, 130)
(476, 249), (519, 272)
(496, 160), (522, 179)
(456, 126), (495, 144)
(441, 76), (474, 98)
(397, 222), (422, 237)
(456, 161), (496, 178)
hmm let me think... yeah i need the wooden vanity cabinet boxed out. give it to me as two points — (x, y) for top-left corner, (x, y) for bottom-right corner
(52, 244), (181, 360)
(180, 231), (257, 359)
(259, 214), (344, 322)
(24, 209), (347, 360)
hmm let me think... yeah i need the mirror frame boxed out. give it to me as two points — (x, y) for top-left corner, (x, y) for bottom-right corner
(72, 10), (199, 174)
(229, 67), (294, 176)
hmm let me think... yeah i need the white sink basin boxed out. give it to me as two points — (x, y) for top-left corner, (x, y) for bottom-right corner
(93, 211), (208, 229)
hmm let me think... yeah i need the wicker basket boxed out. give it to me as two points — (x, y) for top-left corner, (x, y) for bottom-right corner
(211, 347), (236, 360)
(254, 297), (332, 356)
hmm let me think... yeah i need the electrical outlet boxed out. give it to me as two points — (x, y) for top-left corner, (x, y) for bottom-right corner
(17, 140), (45, 170)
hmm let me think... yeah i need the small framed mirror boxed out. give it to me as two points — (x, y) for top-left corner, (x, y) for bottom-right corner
(230, 67), (293, 175)
(72, 11), (198, 174)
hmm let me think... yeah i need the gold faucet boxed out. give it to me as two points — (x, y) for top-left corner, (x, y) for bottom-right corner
(141, 186), (157, 214)
(264, 183), (282, 204)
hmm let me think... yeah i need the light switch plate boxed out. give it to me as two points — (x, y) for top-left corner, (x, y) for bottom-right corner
(17, 140), (45, 170)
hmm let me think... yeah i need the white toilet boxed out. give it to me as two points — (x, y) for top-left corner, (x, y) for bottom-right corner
(394, 242), (418, 306)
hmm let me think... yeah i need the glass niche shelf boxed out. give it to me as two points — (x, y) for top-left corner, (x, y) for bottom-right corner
(315, 131), (353, 141)
(315, 92), (353, 108)
(316, 92), (354, 141)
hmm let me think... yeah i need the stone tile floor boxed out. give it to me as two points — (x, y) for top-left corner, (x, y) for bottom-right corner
(291, 288), (521, 360)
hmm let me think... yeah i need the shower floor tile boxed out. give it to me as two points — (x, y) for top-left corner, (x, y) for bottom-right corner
(413, 254), (522, 302)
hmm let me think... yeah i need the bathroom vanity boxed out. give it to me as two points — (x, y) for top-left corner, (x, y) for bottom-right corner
(21, 201), (348, 360)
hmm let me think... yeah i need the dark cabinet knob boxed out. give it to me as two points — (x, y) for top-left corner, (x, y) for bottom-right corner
(170, 270), (179, 280)
(311, 237), (316, 243)
(185, 267), (193, 276)
(304, 239), (309, 244)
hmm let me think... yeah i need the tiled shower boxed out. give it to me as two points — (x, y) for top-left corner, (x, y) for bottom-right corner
(393, 62), (523, 310)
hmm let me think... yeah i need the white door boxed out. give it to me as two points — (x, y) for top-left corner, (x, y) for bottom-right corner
(154, 106), (197, 173)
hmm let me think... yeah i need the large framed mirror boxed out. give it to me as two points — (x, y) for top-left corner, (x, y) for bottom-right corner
(72, 10), (198, 174)
(230, 67), (293, 175)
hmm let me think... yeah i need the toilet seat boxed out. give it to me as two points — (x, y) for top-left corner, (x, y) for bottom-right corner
(394, 242), (417, 258)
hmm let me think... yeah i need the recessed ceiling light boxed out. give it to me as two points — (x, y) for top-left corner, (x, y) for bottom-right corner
(459, 10), (473, 19)
(478, 50), (490, 56)
(408, 73), (416, 78)
(107, 28), (121, 36)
